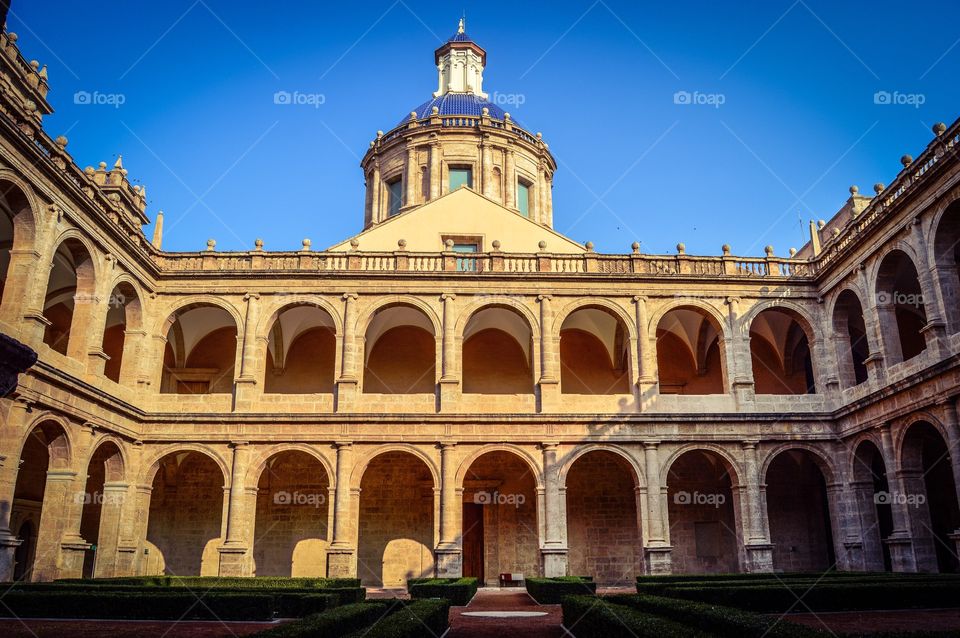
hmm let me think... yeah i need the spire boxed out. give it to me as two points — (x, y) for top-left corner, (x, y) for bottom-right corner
(434, 17), (487, 98)
(457, 16), (465, 34)
(113, 154), (124, 170)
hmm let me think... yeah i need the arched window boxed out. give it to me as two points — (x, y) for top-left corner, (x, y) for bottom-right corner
(656, 307), (726, 394)
(160, 304), (238, 394)
(462, 306), (533, 394)
(42, 239), (95, 357)
(264, 305), (336, 394)
(875, 250), (927, 364)
(832, 290), (869, 387)
(749, 308), (816, 395)
(364, 304), (436, 394)
(101, 282), (141, 384)
(933, 200), (960, 334)
(560, 307), (630, 394)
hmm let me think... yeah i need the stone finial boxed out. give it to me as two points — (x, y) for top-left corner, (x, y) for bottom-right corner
(536, 132), (543, 139)
(350, 238), (360, 250)
(444, 238), (455, 249)
(789, 247), (797, 257)
(369, 141), (375, 148)
(206, 239), (216, 251)
(431, 106), (439, 115)
(504, 112), (511, 121)
(398, 239), (407, 250)
(98, 161), (107, 170)
(409, 111), (417, 120)
(482, 107), (489, 116)
(254, 238), (264, 250)
(631, 241), (640, 254)
(721, 244), (731, 255)
(538, 240), (547, 251)
(301, 238), (312, 251)
(492, 240), (501, 251)
(7, 33), (17, 43)
(901, 154), (913, 167)
(376, 130), (383, 138)
(83, 166), (95, 176)
(764, 245), (774, 257)
(874, 183), (885, 194)
(23, 100), (35, 113)
(933, 122), (947, 136)
(585, 241), (595, 252)
(849, 185), (859, 196)
(676, 242), (685, 254)
(38, 65), (48, 81)
(29, 60), (38, 70)
(54, 135), (68, 148)
(817, 220), (826, 229)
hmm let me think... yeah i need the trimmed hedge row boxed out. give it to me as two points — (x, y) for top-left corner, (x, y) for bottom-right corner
(656, 581), (960, 613)
(0, 590), (280, 620)
(251, 601), (394, 638)
(344, 599), (450, 638)
(607, 594), (825, 638)
(561, 595), (711, 638)
(407, 577), (478, 606)
(526, 576), (597, 604)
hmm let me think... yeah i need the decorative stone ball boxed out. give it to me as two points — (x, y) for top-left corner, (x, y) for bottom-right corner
(23, 100), (35, 112)
(504, 112), (511, 120)
(874, 183), (885, 194)
(445, 238), (455, 249)
(934, 122), (947, 136)
(849, 185), (859, 195)
(99, 161), (107, 169)
(350, 239), (360, 249)
(398, 239), (407, 249)
(410, 111), (417, 120)
(84, 166), (95, 176)
(54, 135), (68, 148)
(30, 60), (38, 69)
(585, 241), (595, 251)
(492, 240), (501, 250)
(818, 220), (826, 229)
(722, 244), (731, 255)
(538, 240), (547, 251)
(302, 238), (312, 250)
(482, 107), (489, 116)
(376, 130), (383, 138)
(370, 141), (375, 148)
(206, 239), (216, 251)
(833, 228), (841, 237)
(432, 106), (440, 115)
(631, 241), (640, 253)
(789, 248), (797, 257)
(254, 239), (264, 250)
(676, 242), (685, 254)
(901, 154), (913, 167)
(536, 132), (543, 139)
(764, 245), (774, 257)
(7, 33), (17, 42)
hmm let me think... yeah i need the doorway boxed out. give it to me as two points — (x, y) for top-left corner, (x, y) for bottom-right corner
(462, 502), (484, 582)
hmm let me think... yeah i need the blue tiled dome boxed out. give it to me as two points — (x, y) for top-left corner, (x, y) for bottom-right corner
(402, 93), (508, 125)
(448, 31), (473, 42)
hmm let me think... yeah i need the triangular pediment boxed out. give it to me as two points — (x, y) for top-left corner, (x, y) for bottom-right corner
(327, 187), (585, 253)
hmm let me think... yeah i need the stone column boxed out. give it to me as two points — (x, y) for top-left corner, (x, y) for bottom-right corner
(481, 136), (493, 198)
(0, 400), (29, 581)
(435, 442), (462, 577)
(537, 295), (560, 412)
(740, 441), (774, 572)
(33, 469), (84, 581)
(234, 293), (260, 409)
(336, 294), (359, 411)
(537, 163), (549, 225)
(850, 477), (886, 571)
(117, 329), (146, 387)
(642, 441), (672, 573)
(327, 442), (356, 577)
(429, 139), (442, 201)
(439, 294), (459, 411)
(92, 481), (129, 577)
(540, 443), (567, 576)
(910, 219), (947, 357)
(726, 297), (755, 406)
(0, 246), (44, 331)
(219, 441), (251, 576)
(633, 296), (657, 408)
(405, 141), (418, 208)
(545, 174), (554, 226)
(67, 290), (102, 365)
(504, 147), (516, 209)
(878, 424), (918, 572)
(856, 263), (887, 381)
(370, 161), (381, 223)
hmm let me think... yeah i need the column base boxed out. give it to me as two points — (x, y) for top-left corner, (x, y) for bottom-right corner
(434, 547), (462, 578)
(218, 544), (251, 577)
(335, 379), (359, 413)
(59, 539), (92, 579)
(884, 533), (918, 573)
(439, 378), (460, 413)
(742, 542), (774, 573)
(538, 379), (560, 413)
(115, 545), (139, 577)
(232, 378), (258, 412)
(636, 379), (657, 411)
(643, 546), (672, 575)
(839, 539), (865, 571)
(732, 380), (754, 408)
(540, 546), (568, 578)
(327, 547), (356, 578)
(0, 534), (22, 582)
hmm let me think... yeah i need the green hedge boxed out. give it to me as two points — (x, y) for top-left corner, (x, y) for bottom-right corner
(0, 590), (277, 620)
(251, 601), (394, 638)
(655, 581), (960, 613)
(607, 594), (825, 638)
(562, 595), (710, 638)
(526, 576), (597, 604)
(407, 577), (478, 606)
(344, 599), (450, 638)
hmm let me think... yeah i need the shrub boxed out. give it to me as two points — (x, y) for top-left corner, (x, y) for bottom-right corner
(344, 599), (450, 638)
(526, 576), (596, 604)
(274, 592), (339, 617)
(407, 577), (478, 606)
(561, 595), (710, 638)
(251, 601), (394, 637)
(0, 590), (276, 620)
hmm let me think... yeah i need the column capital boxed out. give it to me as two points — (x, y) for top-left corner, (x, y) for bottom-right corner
(741, 439), (760, 450)
(633, 295), (648, 303)
(441, 293), (456, 301)
(642, 440), (661, 450)
(229, 440), (250, 449)
(243, 293), (260, 302)
(539, 441), (560, 452)
(342, 293), (358, 301)
(537, 294), (553, 302)
(438, 440), (457, 450)
(334, 441), (353, 450)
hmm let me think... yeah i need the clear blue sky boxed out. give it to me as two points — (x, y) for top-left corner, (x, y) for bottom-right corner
(9, 1), (959, 255)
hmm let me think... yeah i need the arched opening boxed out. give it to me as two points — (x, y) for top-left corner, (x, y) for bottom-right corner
(253, 451), (331, 576)
(852, 441), (893, 571)
(10, 421), (71, 582)
(144, 451), (225, 575)
(560, 307), (630, 394)
(12, 521), (35, 582)
(463, 306), (533, 394)
(79, 441), (124, 578)
(901, 422), (960, 573)
(101, 282), (141, 383)
(766, 449), (835, 571)
(0, 181), (33, 308)
(461, 450), (539, 584)
(933, 200), (960, 333)
(42, 238), (95, 356)
(264, 305), (336, 394)
(833, 290), (869, 387)
(565, 450), (641, 583)
(750, 308), (816, 395)
(876, 250), (928, 364)
(357, 451), (435, 587)
(665, 449), (740, 573)
(656, 307), (726, 394)
(160, 304), (238, 394)
(363, 305), (436, 394)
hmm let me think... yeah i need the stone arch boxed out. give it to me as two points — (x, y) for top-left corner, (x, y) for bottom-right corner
(747, 303), (820, 395)
(139, 443), (231, 488)
(831, 288), (870, 387)
(454, 296), (541, 340)
(83, 436), (127, 483)
(101, 274), (145, 384)
(156, 299), (242, 394)
(41, 233), (99, 357)
(760, 443), (839, 486)
(246, 443), (335, 489)
(153, 295), (245, 337)
(258, 296), (343, 338)
(874, 247), (928, 364)
(850, 436), (893, 571)
(655, 303), (729, 395)
(79, 438), (126, 577)
(350, 444), (440, 491)
(558, 444), (644, 488)
(356, 295), (441, 338)
(647, 298), (730, 339)
(929, 196), (960, 333)
(261, 301), (339, 394)
(460, 301), (538, 394)
(556, 301), (634, 395)
(18, 414), (73, 469)
(552, 298), (637, 341)
(893, 410), (950, 460)
(455, 444), (543, 489)
(0, 170), (41, 243)
(362, 299), (439, 394)
(0, 176), (39, 310)
(660, 443), (742, 487)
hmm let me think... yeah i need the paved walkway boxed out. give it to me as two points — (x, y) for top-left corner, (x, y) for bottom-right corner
(448, 588), (564, 638)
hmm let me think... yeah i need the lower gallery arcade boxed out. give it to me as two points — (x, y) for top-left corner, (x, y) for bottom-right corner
(6, 409), (960, 585)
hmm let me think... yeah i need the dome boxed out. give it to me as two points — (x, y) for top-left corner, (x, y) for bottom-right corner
(401, 93), (508, 125)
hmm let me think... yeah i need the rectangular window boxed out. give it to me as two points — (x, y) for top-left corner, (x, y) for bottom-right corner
(386, 178), (403, 217)
(517, 181), (531, 218)
(453, 242), (478, 272)
(449, 167), (473, 192)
